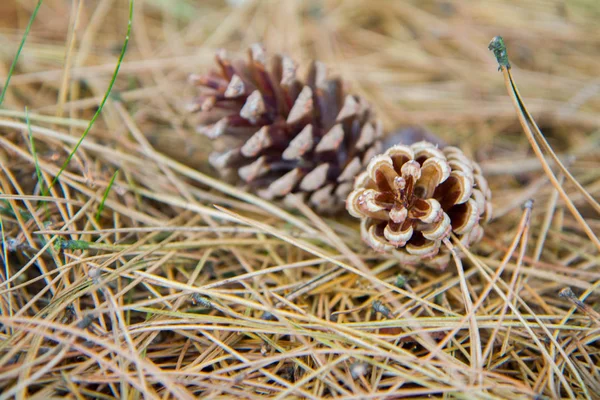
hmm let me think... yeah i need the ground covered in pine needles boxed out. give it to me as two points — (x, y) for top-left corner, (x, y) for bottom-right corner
(1, 1), (599, 399)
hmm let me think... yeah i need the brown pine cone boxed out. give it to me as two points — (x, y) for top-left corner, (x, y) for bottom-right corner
(189, 44), (382, 213)
(346, 141), (492, 269)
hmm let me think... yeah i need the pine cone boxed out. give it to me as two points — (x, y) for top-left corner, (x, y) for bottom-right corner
(189, 44), (382, 213)
(346, 141), (492, 269)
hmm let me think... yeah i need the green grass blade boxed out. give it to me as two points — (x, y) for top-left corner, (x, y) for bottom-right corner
(0, 216), (13, 333)
(26, 107), (45, 196)
(0, 0), (43, 106)
(95, 169), (119, 220)
(0, 216), (8, 274)
(26, 107), (51, 217)
(50, 0), (134, 190)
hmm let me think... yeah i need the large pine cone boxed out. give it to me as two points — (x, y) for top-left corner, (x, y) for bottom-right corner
(346, 142), (492, 269)
(189, 44), (382, 212)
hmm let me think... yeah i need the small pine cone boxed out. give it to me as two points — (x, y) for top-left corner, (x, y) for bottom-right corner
(346, 141), (492, 269)
(189, 44), (382, 213)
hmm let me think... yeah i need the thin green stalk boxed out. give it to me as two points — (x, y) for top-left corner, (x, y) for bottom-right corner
(50, 0), (134, 190)
(0, 0), (43, 106)
(0, 217), (13, 334)
(26, 107), (45, 196)
(95, 170), (119, 220)
(26, 108), (51, 218)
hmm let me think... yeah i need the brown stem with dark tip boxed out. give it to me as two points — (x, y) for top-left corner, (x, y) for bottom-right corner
(489, 36), (600, 252)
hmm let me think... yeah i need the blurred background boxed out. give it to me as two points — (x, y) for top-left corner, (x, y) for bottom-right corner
(2, 0), (599, 158)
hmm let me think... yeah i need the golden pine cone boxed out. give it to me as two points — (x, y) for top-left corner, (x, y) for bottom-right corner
(189, 44), (383, 213)
(346, 141), (492, 269)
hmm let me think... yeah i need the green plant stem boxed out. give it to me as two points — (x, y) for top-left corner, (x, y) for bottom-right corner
(50, 0), (134, 190)
(0, 0), (43, 106)
(95, 170), (119, 220)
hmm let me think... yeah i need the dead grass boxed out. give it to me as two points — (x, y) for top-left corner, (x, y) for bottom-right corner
(1, 0), (599, 398)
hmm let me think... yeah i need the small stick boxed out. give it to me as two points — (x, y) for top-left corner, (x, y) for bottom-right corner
(191, 293), (214, 309)
(558, 287), (600, 327)
(371, 300), (395, 319)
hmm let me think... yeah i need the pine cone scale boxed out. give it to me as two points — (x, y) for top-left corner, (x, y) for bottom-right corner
(224, 74), (246, 98)
(286, 86), (313, 124)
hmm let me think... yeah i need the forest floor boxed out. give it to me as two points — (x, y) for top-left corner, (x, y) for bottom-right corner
(0, 1), (599, 398)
